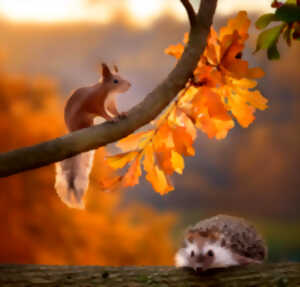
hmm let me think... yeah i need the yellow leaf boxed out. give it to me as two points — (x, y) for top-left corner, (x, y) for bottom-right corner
(229, 78), (257, 89)
(123, 155), (142, 187)
(171, 151), (184, 174)
(154, 122), (175, 149)
(165, 43), (184, 59)
(205, 28), (221, 65)
(155, 103), (176, 127)
(146, 165), (174, 195)
(228, 94), (255, 128)
(143, 144), (174, 195)
(116, 130), (154, 151)
(179, 85), (198, 103)
(196, 115), (234, 140)
(238, 89), (268, 111)
(154, 166), (174, 195)
(214, 118), (235, 139)
(169, 108), (196, 155)
(219, 11), (250, 41)
(174, 109), (197, 140)
(107, 151), (138, 169)
(143, 143), (155, 173)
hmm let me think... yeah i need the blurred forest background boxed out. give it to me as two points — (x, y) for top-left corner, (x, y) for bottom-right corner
(0, 0), (299, 265)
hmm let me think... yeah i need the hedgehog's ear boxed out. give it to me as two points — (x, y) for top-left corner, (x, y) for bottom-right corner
(102, 63), (112, 80)
(186, 231), (195, 243)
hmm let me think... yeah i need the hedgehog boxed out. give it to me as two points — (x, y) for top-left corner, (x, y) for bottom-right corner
(175, 214), (267, 272)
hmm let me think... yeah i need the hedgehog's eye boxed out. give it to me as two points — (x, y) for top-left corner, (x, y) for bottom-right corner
(190, 251), (195, 257)
(207, 250), (214, 257)
(113, 79), (119, 84)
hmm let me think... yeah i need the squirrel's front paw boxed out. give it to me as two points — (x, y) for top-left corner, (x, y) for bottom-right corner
(107, 117), (119, 123)
(118, 112), (128, 119)
(107, 112), (128, 123)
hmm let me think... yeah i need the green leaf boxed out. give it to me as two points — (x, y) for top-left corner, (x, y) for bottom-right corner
(286, 0), (297, 4)
(267, 44), (280, 60)
(255, 24), (286, 53)
(276, 4), (300, 23)
(255, 13), (279, 29)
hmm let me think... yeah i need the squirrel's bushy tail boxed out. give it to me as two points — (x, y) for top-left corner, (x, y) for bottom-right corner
(55, 151), (95, 209)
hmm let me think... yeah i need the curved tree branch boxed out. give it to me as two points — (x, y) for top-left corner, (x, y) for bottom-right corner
(180, 0), (196, 26)
(0, 0), (218, 178)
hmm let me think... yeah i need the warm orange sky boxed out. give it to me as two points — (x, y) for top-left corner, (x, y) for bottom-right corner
(0, 0), (273, 26)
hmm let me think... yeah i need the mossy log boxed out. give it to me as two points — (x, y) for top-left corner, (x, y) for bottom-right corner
(0, 263), (299, 287)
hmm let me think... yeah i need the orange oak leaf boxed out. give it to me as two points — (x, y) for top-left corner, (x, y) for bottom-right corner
(116, 130), (154, 151)
(228, 94), (256, 128)
(196, 115), (217, 139)
(123, 155), (142, 187)
(202, 87), (231, 121)
(154, 122), (175, 149)
(143, 144), (174, 195)
(156, 147), (185, 175)
(148, 165), (174, 195)
(156, 147), (173, 175)
(196, 115), (235, 139)
(205, 28), (221, 65)
(172, 109), (197, 140)
(214, 119), (235, 139)
(94, 174), (122, 190)
(172, 126), (195, 156)
(143, 143), (155, 173)
(193, 65), (223, 87)
(219, 11), (250, 42)
(165, 43), (184, 59)
(232, 86), (268, 110)
(107, 151), (139, 169)
(220, 31), (264, 79)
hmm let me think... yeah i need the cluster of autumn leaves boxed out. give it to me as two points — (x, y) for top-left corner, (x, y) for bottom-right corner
(106, 12), (268, 195)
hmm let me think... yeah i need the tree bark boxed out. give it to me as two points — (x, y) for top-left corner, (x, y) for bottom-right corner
(0, 263), (299, 287)
(0, 0), (218, 178)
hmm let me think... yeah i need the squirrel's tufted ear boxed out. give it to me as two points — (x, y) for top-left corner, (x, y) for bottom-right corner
(113, 64), (119, 73)
(102, 63), (112, 80)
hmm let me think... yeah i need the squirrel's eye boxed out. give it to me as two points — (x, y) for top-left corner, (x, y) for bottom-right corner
(207, 250), (214, 257)
(113, 79), (119, 84)
(190, 251), (195, 257)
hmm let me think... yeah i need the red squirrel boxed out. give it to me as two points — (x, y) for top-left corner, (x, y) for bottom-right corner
(55, 63), (131, 209)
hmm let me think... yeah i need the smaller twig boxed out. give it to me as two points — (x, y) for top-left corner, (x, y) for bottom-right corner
(180, 0), (197, 26)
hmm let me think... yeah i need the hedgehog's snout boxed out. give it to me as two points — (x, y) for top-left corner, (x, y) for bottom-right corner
(195, 266), (203, 273)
